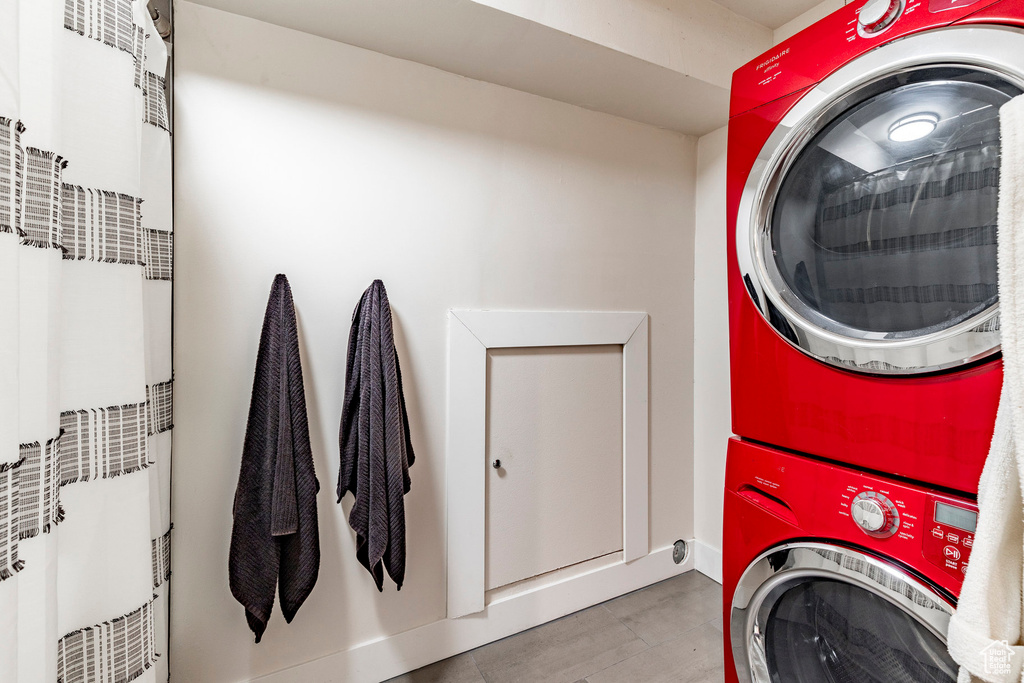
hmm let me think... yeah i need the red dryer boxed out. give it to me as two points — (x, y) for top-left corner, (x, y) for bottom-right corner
(722, 438), (977, 683)
(727, 0), (1024, 494)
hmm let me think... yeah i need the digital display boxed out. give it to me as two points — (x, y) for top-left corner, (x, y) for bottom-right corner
(935, 502), (977, 533)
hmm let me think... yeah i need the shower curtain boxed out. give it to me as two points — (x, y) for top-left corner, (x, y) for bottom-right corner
(0, 0), (172, 681)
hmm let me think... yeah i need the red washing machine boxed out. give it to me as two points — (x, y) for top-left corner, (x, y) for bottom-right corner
(727, 0), (1024, 493)
(723, 438), (977, 683)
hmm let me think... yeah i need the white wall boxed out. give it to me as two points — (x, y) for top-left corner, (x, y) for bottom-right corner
(172, 3), (697, 681)
(773, 0), (847, 44)
(692, 126), (730, 582)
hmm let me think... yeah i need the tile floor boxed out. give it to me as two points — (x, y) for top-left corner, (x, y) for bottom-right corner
(385, 571), (724, 683)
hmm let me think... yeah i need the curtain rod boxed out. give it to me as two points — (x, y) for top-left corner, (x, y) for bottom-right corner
(147, 1), (172, 40)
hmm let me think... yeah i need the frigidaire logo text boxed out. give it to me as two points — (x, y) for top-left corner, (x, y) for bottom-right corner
(756, 47), (790, 71)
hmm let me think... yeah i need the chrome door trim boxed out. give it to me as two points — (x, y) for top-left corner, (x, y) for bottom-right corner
(729, 542), (955, 683)
(737, 26), (1024, 374)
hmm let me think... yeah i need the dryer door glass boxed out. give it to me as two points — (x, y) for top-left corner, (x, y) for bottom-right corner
(771, 67), (1018, 339)
(763, 579), (956, 683)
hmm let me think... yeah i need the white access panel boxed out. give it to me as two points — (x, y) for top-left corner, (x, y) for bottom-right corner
(484, 346), (624, 590)
(446, 310), (649, 619)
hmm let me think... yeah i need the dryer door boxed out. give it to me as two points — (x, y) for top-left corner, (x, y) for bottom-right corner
(731, 543), (957, 683)
(737, 26), (1024, 374)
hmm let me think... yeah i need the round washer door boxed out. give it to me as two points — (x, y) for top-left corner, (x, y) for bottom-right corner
(737, 26), (1024, 374)
(730, 543), (957, 683)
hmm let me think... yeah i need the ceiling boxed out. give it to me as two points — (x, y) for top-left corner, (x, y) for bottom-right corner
(712, 0), (842, 29)
(163, 0), (843, 42)
(165, 0), (844, 135)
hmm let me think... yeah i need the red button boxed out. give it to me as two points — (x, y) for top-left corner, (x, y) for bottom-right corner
(963, 536), (973, 548)
(961, 563), (968, 574)
(928, 0), (982, 12)
(944, 546), (961, 561)
(931, 527), (944, 539)
(947, 533), (960, 544)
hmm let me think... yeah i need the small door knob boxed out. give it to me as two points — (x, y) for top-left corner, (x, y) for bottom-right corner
(492, 459), (501, 469)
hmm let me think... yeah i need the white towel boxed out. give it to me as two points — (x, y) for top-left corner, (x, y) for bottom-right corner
(948, 95), (1024, 683)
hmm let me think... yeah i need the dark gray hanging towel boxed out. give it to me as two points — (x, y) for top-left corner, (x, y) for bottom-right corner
(338, 279), (415, 591)
(230, 274), (320, 643)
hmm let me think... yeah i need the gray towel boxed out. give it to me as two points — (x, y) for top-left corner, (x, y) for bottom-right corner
(338, 280), (415, 591)
(230, 274), (320, 643)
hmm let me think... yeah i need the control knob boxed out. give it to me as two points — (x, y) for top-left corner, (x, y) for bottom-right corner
(858, 0), (903, 34)
(851, 491), (900, 538)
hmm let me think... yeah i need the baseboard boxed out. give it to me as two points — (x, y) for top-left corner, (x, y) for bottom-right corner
(253, 543), (694, 683)
(694, 540), (722, 584)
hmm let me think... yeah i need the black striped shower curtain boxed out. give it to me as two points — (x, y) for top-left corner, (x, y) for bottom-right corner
(0, 0), (172, 680)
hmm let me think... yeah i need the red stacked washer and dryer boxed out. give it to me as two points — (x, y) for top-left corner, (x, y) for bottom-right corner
(724, 1), (1024, 681)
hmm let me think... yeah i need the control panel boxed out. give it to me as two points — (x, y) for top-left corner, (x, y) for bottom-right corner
(730, 0), (1001, 118)
(728, 438), (980, 589)
(922, 495), (978, 580)
(842, 485), (976, 580)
